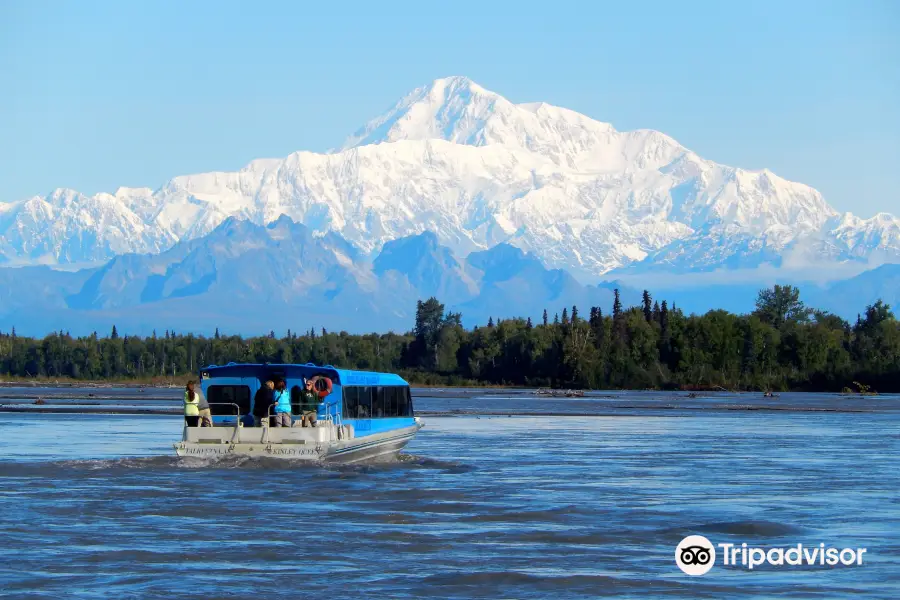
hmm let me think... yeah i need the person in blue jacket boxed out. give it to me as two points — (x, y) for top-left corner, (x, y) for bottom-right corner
(272, 380), (292, 427)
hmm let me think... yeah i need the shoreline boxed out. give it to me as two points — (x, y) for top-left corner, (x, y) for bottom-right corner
(0, 380), (884, 396)
(0, 386), (894, 417)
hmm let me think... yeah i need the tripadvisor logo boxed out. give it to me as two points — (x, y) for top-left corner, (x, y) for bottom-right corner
(676, 535), (716, 576)
(675, 535), (868, 575)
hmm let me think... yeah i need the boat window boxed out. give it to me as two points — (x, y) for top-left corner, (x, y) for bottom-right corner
(383, 386), (397, 417)
(396, 386), (409, 417)
(405, 386), (414, 417)
(340, 385), (412, 418)
(357, 387), (371, 418)
(380, 387), (391, 416)
(207, 385), (251, 415)
(373, 386), (386, 417)
(343, 386), (359, 419)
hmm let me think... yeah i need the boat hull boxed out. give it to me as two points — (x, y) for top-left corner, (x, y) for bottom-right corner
(173, 421), (422, 463)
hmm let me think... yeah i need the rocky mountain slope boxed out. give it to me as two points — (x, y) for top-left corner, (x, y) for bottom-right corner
(0, 216), (632, 336)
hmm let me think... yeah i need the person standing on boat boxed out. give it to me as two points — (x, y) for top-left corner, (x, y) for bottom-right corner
(196, 385), (213, 427)
(253, 380), (275, 426)
(272, 380), (292, 427)
(296, 375), (332, 427)
(183, 381), (200, 427)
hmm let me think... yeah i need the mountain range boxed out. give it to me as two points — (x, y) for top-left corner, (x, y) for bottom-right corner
(0, 76), (897, 335)
(0, 216), (637, 336)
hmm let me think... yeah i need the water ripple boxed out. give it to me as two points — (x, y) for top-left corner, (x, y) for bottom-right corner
(0, 410), (897, 598)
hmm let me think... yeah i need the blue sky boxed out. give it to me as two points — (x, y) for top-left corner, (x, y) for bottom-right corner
(1, 0), (897, 216)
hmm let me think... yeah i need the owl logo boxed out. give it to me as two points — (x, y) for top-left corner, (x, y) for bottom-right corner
(676, 535), (716, 575)
(680, 545), (712, 565)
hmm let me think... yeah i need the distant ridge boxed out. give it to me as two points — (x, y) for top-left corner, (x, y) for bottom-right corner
(0, 216), (634, 336)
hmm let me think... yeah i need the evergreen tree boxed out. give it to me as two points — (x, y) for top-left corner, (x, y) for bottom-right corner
(412, 297), (451, 369)
(591, 307), (605, 347)
(268, 330), (275, 339)
(214, 327), (220, 340)
(642, 290), (652, 323)
(542, 309), (548, 326)
(571, 305), (579, 323)
(526, 317), (533, 329)
(554, 313), (560, 325)
(322, 328), (327, 337)
(652, 301), (661, 323)
(561, 308), (569, 325)
(613, 289), (622, 319)
(659, 300), (671, 364)
(111, 325), (119, 340)
(487, 317), (494, 328)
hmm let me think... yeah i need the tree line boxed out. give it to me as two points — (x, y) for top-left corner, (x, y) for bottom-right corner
(0, 285), (897, 392)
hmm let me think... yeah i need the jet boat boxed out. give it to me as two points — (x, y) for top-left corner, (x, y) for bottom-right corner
(174, 362), (423, 463)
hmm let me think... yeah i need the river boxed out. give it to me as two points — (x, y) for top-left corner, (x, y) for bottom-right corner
(0, 391), (897, 598)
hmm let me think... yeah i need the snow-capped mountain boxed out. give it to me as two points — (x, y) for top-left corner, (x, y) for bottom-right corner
(1, 76), (897, 279)
(0, 187), (174, 266)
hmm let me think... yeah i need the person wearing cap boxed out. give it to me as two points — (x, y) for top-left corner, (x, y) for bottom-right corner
(295, 375), (332, 427)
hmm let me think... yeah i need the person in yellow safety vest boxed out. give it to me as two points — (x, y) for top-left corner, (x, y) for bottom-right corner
(184, 380), (201, 427)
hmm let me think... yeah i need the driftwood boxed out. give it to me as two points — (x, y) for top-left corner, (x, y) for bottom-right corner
(534, 388), (585, 398)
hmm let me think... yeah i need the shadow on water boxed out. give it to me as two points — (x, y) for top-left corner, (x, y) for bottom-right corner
(661, 520), (808, 538)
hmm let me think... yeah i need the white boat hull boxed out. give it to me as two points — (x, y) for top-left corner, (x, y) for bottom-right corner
(174, 419), (422, 463)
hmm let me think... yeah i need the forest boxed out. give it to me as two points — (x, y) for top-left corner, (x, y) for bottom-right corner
(0, 285), (897, 392)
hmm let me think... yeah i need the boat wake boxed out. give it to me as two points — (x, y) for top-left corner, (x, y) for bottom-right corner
(0, 453), (474, 474)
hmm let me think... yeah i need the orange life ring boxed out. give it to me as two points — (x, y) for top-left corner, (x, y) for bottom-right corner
(315, 376), (333, 398)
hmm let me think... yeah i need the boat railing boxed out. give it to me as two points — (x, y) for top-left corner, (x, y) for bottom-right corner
(263, 403), (313, 442)
(261, 401), (344, 443)
(185, 402), (241, 426)
(265, 403), (277, 444)
(210, 403), (242, 444)
(183, 402), (241, 443)
(206, 402), (241, 422)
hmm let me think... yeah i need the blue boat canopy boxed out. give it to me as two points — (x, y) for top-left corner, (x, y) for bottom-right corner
(199, 362), (409, 387)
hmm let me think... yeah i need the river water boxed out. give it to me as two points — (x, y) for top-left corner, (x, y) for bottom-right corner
(0, 392), (897, 598)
